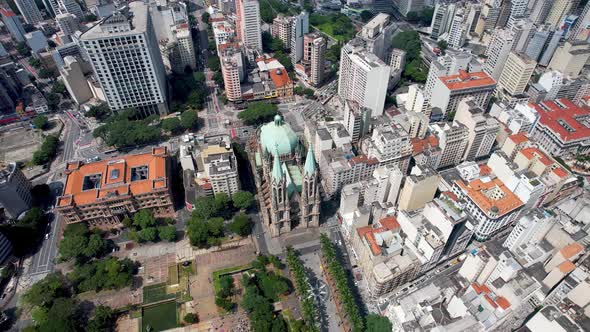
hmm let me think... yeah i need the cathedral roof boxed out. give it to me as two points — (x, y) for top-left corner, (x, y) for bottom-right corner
(304, 145), (317, 176)
(259, 114), (299, 157)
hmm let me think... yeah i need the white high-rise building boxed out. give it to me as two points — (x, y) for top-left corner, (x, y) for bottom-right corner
(424, 52), (471, 99)
(496, 51), (536, 100)
(58, 0), (83, 17)
(430, 70), (497, 116)
(60, 56), (93, 104)
(80, 2), (169, 116)
(454, 98), (500, 161)
(290, 12), (308, 63)
(15, 0), (43, 25)
(506, 0), (528, 29)
(431, 2), (455, 40)
(545, 0), (576, 29)
(446, 9), (468, 49)
(56, 13), (79, 37)
(483, 28), (515, 80)
(338, 40), (391, 118)
(237, 0), (262, 51)
(358, 13), (395, 61)
(430, 122), (469, 169)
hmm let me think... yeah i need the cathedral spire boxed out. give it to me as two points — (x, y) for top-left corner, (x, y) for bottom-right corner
(304, 144), (316, 176)
(272, 146), (283, 182)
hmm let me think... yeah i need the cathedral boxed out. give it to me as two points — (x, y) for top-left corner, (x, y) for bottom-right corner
(252, 114), (320, 237)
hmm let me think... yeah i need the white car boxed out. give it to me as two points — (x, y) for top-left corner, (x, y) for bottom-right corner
(45, 233), (49, 240)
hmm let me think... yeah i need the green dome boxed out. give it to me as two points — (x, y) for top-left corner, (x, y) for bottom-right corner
(260, 115), (299, 157)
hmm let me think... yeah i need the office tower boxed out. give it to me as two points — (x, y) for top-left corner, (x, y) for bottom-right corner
(199, 144), (241, 197)
(80, 2), (169, 116)
(539, 29), (563, 66)
(271, 14), (291, 49)
(424, 53), (471, 99)
(398, 165), (440, 211)
(15, 0), (43, 25)
(59, 0), (83, 17)
(454, 98), (500, 161)
(237, 0), (262, 51)
(569, 1), (590, 41)
(506, 0), (528, 29)
(497, 52), (536, 100)
(483, 28), (515, 80)
(474, 0), (500, 35)
(404, 84), (426, 112)
(338, 40), (391, 118)
(430, 70), (497, 117)
(303, 32), (325, 86)
(290, 12), (308, 63)
(431, 2), (454, 40)
(495, 0), (512, 28)
(466, 2), (482, 33)
(172, 24), (197, 73)
(60, 56), (92, 104)
(529, 0), (551, 24)
(546, 0), (578, 29)
(358, 13), (395, 61)
(56, 13), (79, 37)
(221, 49), (244, 102)
(548, 41), (590, 78)
(389, 49), (406, 71)
(395, 0), (425, 17)
(343, 100), (371, 143)
(525, 27), (551, 61)
(447, 8), (468, 48)
(0, 162), (33, 218)
(1, 9), (26, 42)
(511, 19), (534, 53)
(430, 122), (469, 169)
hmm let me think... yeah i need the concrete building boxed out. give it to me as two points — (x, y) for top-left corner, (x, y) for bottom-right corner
(56, 13), (80, 37)
(237, 0), (262, 51)
(454, 98), (500, 161)
(389, 48), (406, 71)
(539, 29), (563, 66)
(503, 209), (554, 252)
(15, 0), (43, 25)
(395, 0), (424, 17)
(483, 28), (515, 80)
(548, 41), (590, 78)
(59, 56), (92, 105)
(569, 1), (590, 41)
(290, 12), (308, 63)
(303, 32), (325, 86)
(545, 0), (576, 29)
(197, 143), (240, 197)
(357, 13), (395, 61)
(398, 165), (440, 211)
(338, 39), (390, 118)
(25, 30), (48, 53)
(271, 14), (291, 49)
(424, 52), (471, 101)
(529, 0), (552, 25)
(80, 2), (169, 117)
(430, 1), (454, 40)
(496, 52), (536, 103)
(446, 8), (469, 49)
(430, 122), (469, 169)
(343, 100), (371, 143)
(0, 162), (33, 218)
(56, 147), (174, 227)
(58, 0), (83, 17)
(530, 99), (590, 157)
(361, 122), (412, 172)
(1, 9), (26, 42)
(430, 70), (497, 117)
(524, 26), (551, 61)
(221, 49), (243, 102)
(0, 232), (12, 264)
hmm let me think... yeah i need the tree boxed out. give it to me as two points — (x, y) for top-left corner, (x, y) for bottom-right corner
(180, 110), (199, 130)
(85, 13), (98, 22)
(294, 86), (304, 95)
(122, 217), (133, 228)
(207, 56), (221, 72)
(419, 7), (435, 26)
(213, 72), (223, 86)
(16, 42), (30, 56)
(437, 39), (448, 51)
(86, 103), (111, 121)
(59, 231), (107, 263)
(32, 135), (59, 165)
(406, 11), (419, 22)
(207, 217), (225, 238)
(303, 88), (315, 98)
(214, 193), (231, 215)
(87, 306), (115, 332)
(192, 197), (219, 220)
(132, 209), (156, 230)
(19, 207), (45, 226)
(139, 227), (158, 242)
(365, 314), (393, 332)
(187, 218), (210, 247)
(232, 191), (254, 210)
(29, 57), (42, 68)
(158, 225), (177, 242)
(32, 115), (49, 130)
(161, 117), (182, 134)
(229, 213), (253, 236)
(237, 102), (278, 125)
(51, 81), (66, 95)
(360, 10), (374, 22)
(46, 92), (60, 110)
(42, 297), (81, 332)
(201, 12), (210, 23)
(218, 275), (235, 298)
(39, 68), (56, 79)
(274, 51), (293, 72)
(184, 313), (197, 324)
(23, 272), (68, 308)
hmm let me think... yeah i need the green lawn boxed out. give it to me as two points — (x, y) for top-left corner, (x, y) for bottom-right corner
(212, 263), (252, 293)
(143, 282), (176, 304)
(142, 302), (178, 332)
(313, 24), (353, 42)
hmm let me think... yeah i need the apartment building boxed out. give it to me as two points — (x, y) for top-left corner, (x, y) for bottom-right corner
(398, 165), (440, 211)
(454, 98), (500, 161)
(357, 13), (395, 61)
(496, 52), (536, 105)
(237, 0), (262, 51)
(429, 122), (469, 169)
(302, 32), (326, 86)
(0, 162), (33, 218)
(430, 70), (496, 117)
(15, 0), (43, 25)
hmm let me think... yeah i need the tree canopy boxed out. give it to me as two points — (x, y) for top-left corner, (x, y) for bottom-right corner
(32, 115), (49, 130)
(360, 10), (374, 22)
(366, 314), (393, 332)
(67, 257), (135, 293)
(237, 102), (278, 125)
(59, 223), (107, 263)
(85, 103), (111, 121)
(180, 110), (199, 130)
(232, 191), (255, 210)
(229, 213), (253, 236)
(392, 31), (427, 83)
(93, 108), (161, 148)
(32, 135), (59, 165)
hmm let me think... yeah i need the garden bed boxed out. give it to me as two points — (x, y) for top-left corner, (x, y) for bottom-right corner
(142, 301), (178, 331)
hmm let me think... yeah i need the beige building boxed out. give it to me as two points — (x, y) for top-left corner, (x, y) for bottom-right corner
(430, 122), (469, 169)
(398, 165), (440, 211)
(546, 0), (576, 29)
(303, 32), (326, 86)
(548, 41), (590, 78)
(60, 56), (92, 105)
(497, 52), (536, 102)
(271, 14), (291, 49)
(430, 70), (497, 117)
(197, 143), (240, 197)
(221, 51), (243, 102)
(454, 98), (500, 161)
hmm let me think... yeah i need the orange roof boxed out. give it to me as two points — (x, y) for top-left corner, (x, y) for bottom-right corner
(508, 133), (529, 144)
(530, 99), (590, 142)
(484, 295), (498, 308)
(472, 283), (491, 295)
(269, 67), (291, 88)
(411, 135), (439, 155)
(456, 178), (523, 217)
(560, 242), (584, 259)
(439, 70), (496, 91)
(0, 9), (16, 17)
(519, 147), (552, 166)
(58, 148), (168, 207)
(479, 165), (492, 176)
(348, 155), (379, 166)
(558, 260), (576, 274)
(380, 216), (401, 231)
(495, 296), (511, 310)
(442, 191), (459, 202)
(552, 167), (568, 178)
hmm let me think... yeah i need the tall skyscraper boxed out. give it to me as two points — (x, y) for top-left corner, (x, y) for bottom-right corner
(483, 28), (515, 80)
(58, 0), (83, 17)
(394, 0), (425, 17)
(569, 1), (590, 41)
(358, 13), (395, 61)
(506, 0), (528, 28)
(271, 14), (292, 49)
(525, 26), (551, 61)
(0, 9), (26, 42)
(431, 2), (453, 40)
(80, 2), (169, 116)
(56, 13), (80, 37)
(338, 39), (391, 118)
(497, 52), (536, 101)
(447, 8), (468, 48)
(0, 162), (33, 218)
(14, 0), (43, 25)
(237, 0), (262, 51)
(528, 0), (552, 25)
(303, 32), (326, 86)
(546, 0), (579, 29)
(454, 98), (500, 161)
(431, 70), (497, 116)
(548, 40), (590, 78)
(290, 12), (308, 63)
